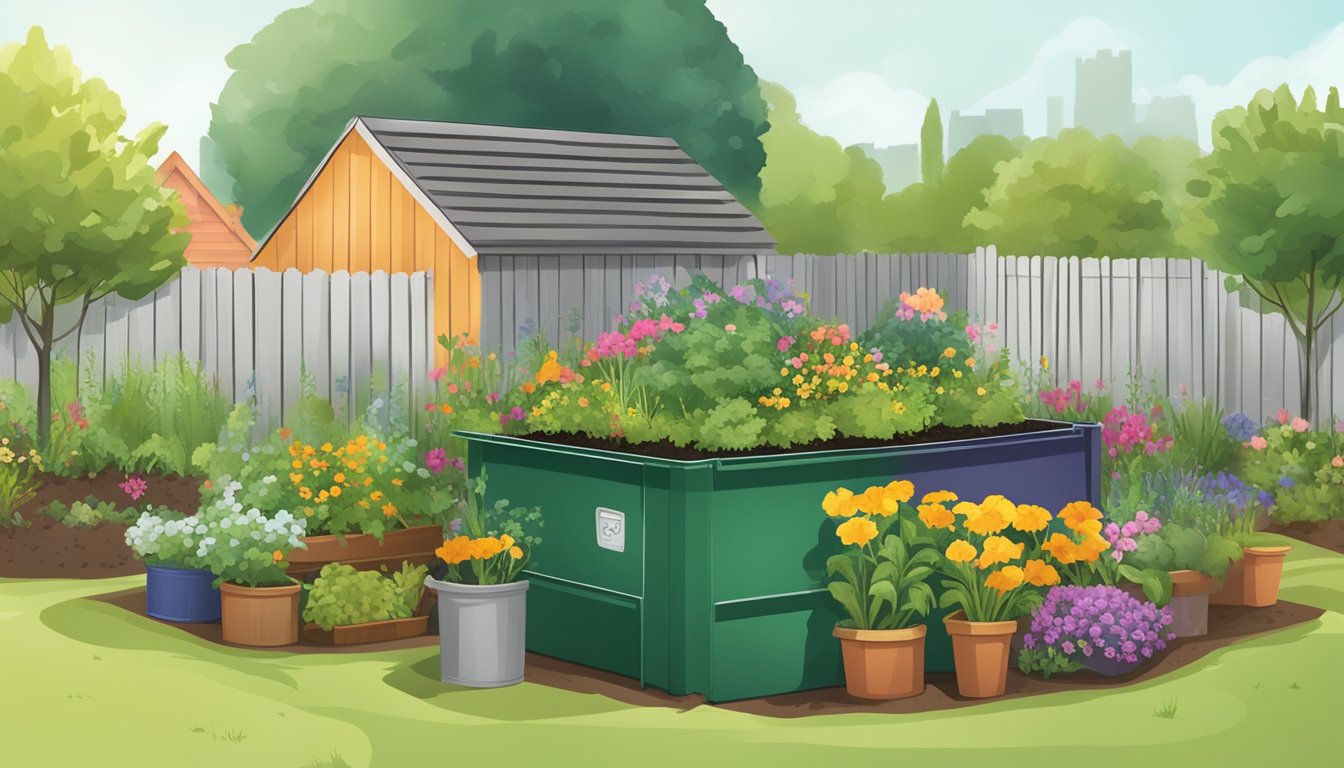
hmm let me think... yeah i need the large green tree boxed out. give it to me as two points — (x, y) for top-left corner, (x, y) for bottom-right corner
(0, 28), (188, 446)
(887, 134), (1025, 252)
(964, 128), (1199, 258)
(1182, 85), (1344, 420)
(207, 0), (769, 236)
(920, 98), (944, 186)
(756, 83), (890, 253)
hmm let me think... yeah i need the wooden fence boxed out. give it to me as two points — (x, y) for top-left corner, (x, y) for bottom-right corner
(0, 267), (436, 431)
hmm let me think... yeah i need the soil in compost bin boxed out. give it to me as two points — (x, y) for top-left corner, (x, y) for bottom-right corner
(0, 471), (205, 579)
(91, 588), (1320, 715)
(514, 419), (1068, 461)
(1265, 520), (1344, 554)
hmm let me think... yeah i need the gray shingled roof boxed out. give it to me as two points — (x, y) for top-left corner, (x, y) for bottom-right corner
(359, 116), (775, 256)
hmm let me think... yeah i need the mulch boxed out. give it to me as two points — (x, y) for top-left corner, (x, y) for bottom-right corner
(89, 586), (1322, 715)
(1265, 520), (1344, 555)
(0, 471), (204, 579)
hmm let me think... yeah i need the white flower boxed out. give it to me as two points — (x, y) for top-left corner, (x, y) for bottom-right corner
(229, 538), (240, 547)
(220, 518), (232, 529)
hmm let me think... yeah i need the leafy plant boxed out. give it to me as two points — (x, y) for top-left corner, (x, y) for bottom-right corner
(43, 497), (135, 528)
(432, 472), (543, 586)
(1153, 699), (1179, 720)
(124, 506), (211, 570)
(822, 480), (938, 630)
(1162, 396), (1238, 474)
(1019, 585), (1175, 678)
(187, 482), (308, 586)
(301, 561), (428, 630)
(0, 434), (42, 528)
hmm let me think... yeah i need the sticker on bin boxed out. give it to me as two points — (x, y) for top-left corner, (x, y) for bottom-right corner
(595, 508), (625, 552)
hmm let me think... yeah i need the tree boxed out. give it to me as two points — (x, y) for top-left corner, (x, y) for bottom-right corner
(1182, 85), (1344, 421)
(887, 134), (1024, 252)
(920, 99), (944, 186)
(207, 0), (768, 236)
(756, 83), (891, 253)
(964, 128), (1199, 258)
(0, 28), (188, 446)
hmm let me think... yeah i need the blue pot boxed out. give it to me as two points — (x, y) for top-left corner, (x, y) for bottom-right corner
(145, 564), (222, 623)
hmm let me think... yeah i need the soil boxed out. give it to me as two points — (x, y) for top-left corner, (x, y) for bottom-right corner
(514, 418), (1068, 461)
(1265, 520), (1344, 555)
(0, 471), (204, 579)
(91, 588), (1321, 715)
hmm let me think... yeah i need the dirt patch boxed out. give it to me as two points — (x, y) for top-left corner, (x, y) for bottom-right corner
(1265, 520), (1344, 555)
(515, 418), (1068, 461)
(90, 588), (1320, 714)
(0, 471), (204, 579)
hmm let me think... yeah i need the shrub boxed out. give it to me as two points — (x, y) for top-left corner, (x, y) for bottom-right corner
(1019, 585), (1175, 677)
(43, 497), (137, 528)
(301, 561), (428, 630)
(0, 434), (42, 527)
(124, 506), (210, 569)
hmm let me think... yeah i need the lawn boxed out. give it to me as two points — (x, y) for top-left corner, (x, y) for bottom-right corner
(2, 532), (1342, 768)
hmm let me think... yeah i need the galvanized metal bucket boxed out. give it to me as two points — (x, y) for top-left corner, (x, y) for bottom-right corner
(424, 577), (529, 687)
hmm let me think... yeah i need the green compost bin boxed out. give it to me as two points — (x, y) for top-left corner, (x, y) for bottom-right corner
(459, 419), (1102, 702)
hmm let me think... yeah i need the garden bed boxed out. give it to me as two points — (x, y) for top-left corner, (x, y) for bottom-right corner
(0, 472), (204, 579)
(1266, 521), (1344, 555)
(515, 419), (1066, 461)
(88, 586), (1320, 712)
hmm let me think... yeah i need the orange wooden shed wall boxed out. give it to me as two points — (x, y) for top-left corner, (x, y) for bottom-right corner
(251, 131), (480, 365)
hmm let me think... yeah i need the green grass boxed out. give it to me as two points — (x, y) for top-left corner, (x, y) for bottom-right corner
(3, 533), (1344, 767)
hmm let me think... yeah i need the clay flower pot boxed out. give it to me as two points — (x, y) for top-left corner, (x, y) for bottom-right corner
(1168, 570), (1219, 638)
(219, 582), (301, 647)
(832, 624), (927, 700)
(1211, 546), (1292, 607)
(944, 609), (1017, 698)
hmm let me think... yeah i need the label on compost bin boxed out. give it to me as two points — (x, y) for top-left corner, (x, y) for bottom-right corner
(595, 508), (625, 553)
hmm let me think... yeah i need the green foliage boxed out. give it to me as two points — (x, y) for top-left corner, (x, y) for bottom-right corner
(1272, 459), (1344, 524)
(0, 431), (41, 527)
(920, 99), (943, 186)
(0, 28), (188, 447)
(123, 506), (210, 570)
(828, 515), (939, 631)
(301, 562), (428, 631)
(1017, 646), (1085, 679)
(886, 134), (1025, 252)
(1182, 85), (1344, 419)
(965, 129), (1199, 258)
(208, 0), (767, 235)
(42, 497), (135, 528)
(1164, 396), (1238, 474)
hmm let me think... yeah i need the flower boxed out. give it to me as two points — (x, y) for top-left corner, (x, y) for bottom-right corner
(1222, 412), (1257, 442)
(964, 495), (1015, 535)
(922, 490), (958, 505)
(1291, 417), (1310, 433)
(272, 550), (284, 563)
(510, 546), (524, 559)
(1333, 456), (1344, 468)
(1058, 501), (1102, 535)
(724, 324), (737, 333)
(976, 536), (1025, 569)
(382, 503), (398, 518)
(945, 539), (977, 563)
(1040, 355), (1050, 371)
(1249, 435), (1268, 450)
(777, 336), (795, 352)
(918, 502), (955, 530)
(856, 486), (897, 516)
(943, 347), (956, 358)
(119, 476), (149, 501)
(1012, 504), (1051, 533)
(429, 367), (447, 382)
(1276, 408), (1291, 425)
(822, 488), (858, 518)
(835, 517), (878, 547)
(425, 448), (449, 474)
(985, 566), (1025, 594)
(1042, 533), (1078, 564)
(1023, 559), (1060, 587)
(884, 479), (915, 503)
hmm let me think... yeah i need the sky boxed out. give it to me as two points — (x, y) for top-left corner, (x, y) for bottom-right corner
(3, 0), (1344, 171)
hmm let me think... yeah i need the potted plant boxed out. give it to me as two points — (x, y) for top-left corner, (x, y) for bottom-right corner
(1018, 585), (1176, 677)
(424, 472), (543, 687)
(1183, 471), (1292, 607)
(822, 480), (938, 699)
(917, 492), (1061, 698)
(301, 561), (430, 644)
(195, 493), (309, 647)
(124, 506), (222, 623)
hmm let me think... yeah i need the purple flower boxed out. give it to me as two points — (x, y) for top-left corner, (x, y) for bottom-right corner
(424, 448), (449, 474)
(1021, 585), (1174, 676)
(1222, 412), (1258, 442)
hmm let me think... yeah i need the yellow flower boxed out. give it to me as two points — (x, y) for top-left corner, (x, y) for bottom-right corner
(0, 447), (13, 464)
(292, 460), (303, 470)
(976, 387), (987, 396)
(965, 357), (976, 367)
(329, 486), (342, 498)
(298, 487), (313, 500)
(1058, 501), (1102, 534)
(1075, 534), (1111, 563)
(836, 517), (879, 547)
(964, 495), (1015, 536)
(500, 534), (515, 550)
(917, 503), (955, 530)
(856, 486), (897, 517)
(272, 550), (284, 563)
(1023, 559), (1061, 587)
(382, 503), (397, 518)
(1012, 504), (1051, 533)
(578, 397), (590, 408)
(922, 490), (958, 505)
(985, 566), (1025, 594)
(1041, 533), (1078, 565)
(884, 479), (915, 503)
(370, 491), (384, 501)
(1040, 355), (1050, 371)
(822, 488), (858, 518)
(320, 442), (333, 453)
(391, 478), (404, 487)
(952, 501), (980, 518)
(976, 535), (1025, 569)
(945, 539), (977, 563)
(510, 546), (524, 560)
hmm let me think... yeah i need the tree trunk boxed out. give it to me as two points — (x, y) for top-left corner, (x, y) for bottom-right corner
(1300, 329), (1315, 423)
(35, 303), (55, 451)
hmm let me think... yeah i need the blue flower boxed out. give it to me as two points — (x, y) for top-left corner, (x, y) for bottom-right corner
(1279, 475), (1295, 488)
(1222, 412), (1258, 443)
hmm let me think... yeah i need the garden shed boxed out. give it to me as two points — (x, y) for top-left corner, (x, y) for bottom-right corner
(156, 152), (256, 268)
(250, 116), (776, 360)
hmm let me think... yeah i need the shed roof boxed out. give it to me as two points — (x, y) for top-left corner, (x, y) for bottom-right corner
(264, 116), (775, 257)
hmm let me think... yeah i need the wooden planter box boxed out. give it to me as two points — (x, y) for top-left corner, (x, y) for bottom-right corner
(286, 524), (444, 576)
(302, 615), (430, 645)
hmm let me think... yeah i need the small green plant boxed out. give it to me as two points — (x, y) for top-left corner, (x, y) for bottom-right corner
(1163, 396), (1238, 474)
(1018, 646), (1085, 679)
(308, 754), (353, 768)
(302, 561), (428, 630)
(0, 434), (43, 528)
(1153, 699), (1179, 719)
(42, 496), (135, 528)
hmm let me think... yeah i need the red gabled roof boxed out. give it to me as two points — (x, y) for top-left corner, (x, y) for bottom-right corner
(156, 152), (257, 268)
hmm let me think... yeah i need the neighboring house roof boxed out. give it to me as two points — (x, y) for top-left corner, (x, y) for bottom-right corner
(156, 152), (257, 268)
(255, 116), (775, 258)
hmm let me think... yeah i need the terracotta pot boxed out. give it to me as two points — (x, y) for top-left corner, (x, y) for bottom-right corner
(219, 582), (301, 647)
(286, 524), (444, 576)
(302, 615), (429, 645)
(1211, 546), (1292, 607)
(832, 624), (927, 700)
(1168, 570), (1219, 638)
(944, 609), (1018, 698)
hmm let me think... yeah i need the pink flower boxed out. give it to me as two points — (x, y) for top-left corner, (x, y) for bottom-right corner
(1291, 417), (1310, 433)
(1333, 456), (1344, 468)
(777, 336), (795, 352)
(1095, 379), (1106, 391)
(1276, 409), (1291, 425)
(965, 324), (981, 343)
(119, 476), (148, 501)
(724, 324), (737, 333)
(429, 367), (447, 382)
(425, 448), (448, 474)
(1249, 436), (1268, 450)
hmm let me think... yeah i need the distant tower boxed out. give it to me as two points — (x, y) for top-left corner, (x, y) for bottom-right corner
(856, 143), (921, 192)
(1138, 95), (1199, 143)
(1046, 96), (1065, 137)
(1074, 50), (1134, 137)
(947, 108), (1024, 157)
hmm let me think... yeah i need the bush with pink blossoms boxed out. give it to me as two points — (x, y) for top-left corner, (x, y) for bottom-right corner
(1019, 585), (1176, 678)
